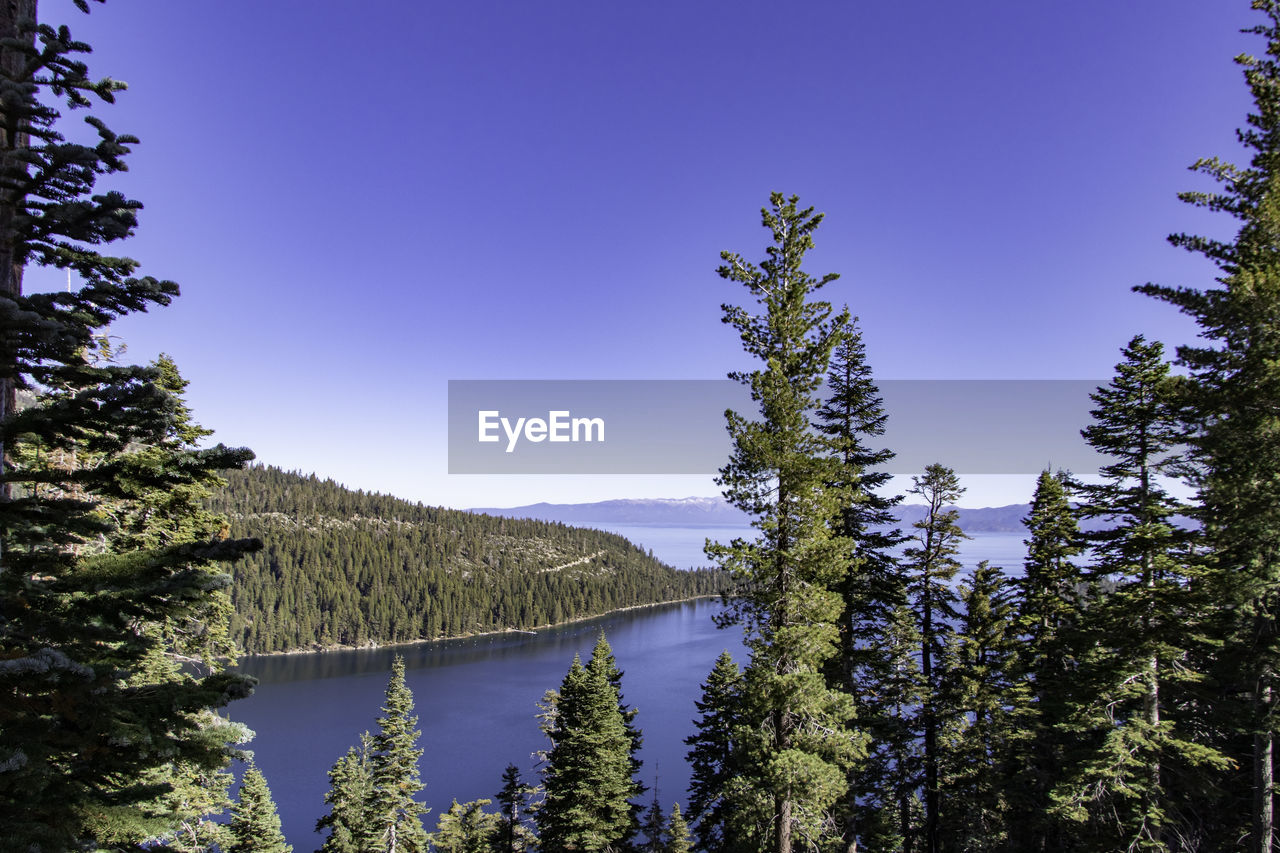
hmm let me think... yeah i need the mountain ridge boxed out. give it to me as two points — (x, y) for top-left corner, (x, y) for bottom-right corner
(469, 496), (1035, 533)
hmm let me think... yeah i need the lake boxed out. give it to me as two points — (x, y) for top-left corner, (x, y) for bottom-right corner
(234, 598), (749, 847)
(598, 522), (1028, 574)
(231, 528), (1027, 847)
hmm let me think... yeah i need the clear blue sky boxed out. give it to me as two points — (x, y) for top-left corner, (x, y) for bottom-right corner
(27, 0), (1258, 508)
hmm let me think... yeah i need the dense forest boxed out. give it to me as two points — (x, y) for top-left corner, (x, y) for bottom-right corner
(207, 466), (726, 654)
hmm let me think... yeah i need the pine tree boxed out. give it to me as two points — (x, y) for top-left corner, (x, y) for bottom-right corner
(0, 3), (260, 848)
(902, 464), (967, 853)
(587, 630), (645, 839)
(537, 641), (640, 852)
(665, 803), (693, 853)
(709, 192), (865, 853)
(860, 600), (924, 853)
(640, 793), (667, 853)
(684, 650), (752, 853)
(811, 315), (907, 852)
(937, 561), (1028, 853)
(1050, 337), (1229, 851)
(227, 763), (292, 853)
(316, 733), (379, 853)
(431, 798), (500, 853)
(1008, 469), (1084, 853)
(369, 656), (429, 853)
(1134, 4), (1280, 849)
(493, 764), (535, 853)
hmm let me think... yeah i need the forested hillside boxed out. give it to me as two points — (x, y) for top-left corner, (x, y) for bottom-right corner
(207, 466), (726, 654)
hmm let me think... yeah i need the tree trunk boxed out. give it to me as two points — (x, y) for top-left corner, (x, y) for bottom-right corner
(777, 792), (792, 853)
(0, 0), (35, 518)
(1256, 679), (1274, 853)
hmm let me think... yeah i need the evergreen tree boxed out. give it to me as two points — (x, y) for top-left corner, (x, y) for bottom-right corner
(369, 656), (429, 853)
(812, 314), (907, 852)
(227, 763), (292, 853)
(587, 630), (645, 839)
(937, 561), (1028, 853)
(859, 601), (924, 853)
(537, 641), (640, 851)
(316, 733), (379, 853)
(684, 650), (751, 853)
(0, 3), (260, 848)
(640, 792), (667, 853)
(1135, 3), (1280, 849)
(665, 803), (693, 853)
(1051, 337), (1228, 851)
(493, 764), (535, 853)
(902, 464), (967, 853)
(431, 798), (500, 853)
(1008, 469), (1084, 853)
(709, 192), (864, 853)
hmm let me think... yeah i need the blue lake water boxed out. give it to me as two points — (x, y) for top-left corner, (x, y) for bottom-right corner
(231, 527), (1027, 847)
(597, 522), (1027, 575)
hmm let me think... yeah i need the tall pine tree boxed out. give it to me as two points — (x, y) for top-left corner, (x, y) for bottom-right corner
(369, 656), (429, 853)
(709, 193), (864, 853)
(1051, 337), (1228, 851)
(812, 314), (908, 853)
(1009, 469), (1084, 853)
(0, 3), (260, 848)
(1135, 3), (1280, 849)
(902, 464), (967, 853)
(937, 560), (1028, 853)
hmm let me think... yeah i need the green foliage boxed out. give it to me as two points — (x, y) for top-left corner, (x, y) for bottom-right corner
(208, 466), (727, 654)
(709, 193), (864, 851)
(902, 464), (967, 853)
(1136, 3), (1280, 849)
(685, 650), (755, 853)
(0, 4), (259, 843)
(537, 636), (641, 852)
(430, 798), (500, 853)
(1050, 338), (1229, 851)
(640, 795), (667, 852)
(665, 803), (693, 853)
(1007, 468), (1084, 852)
(493, 764), (536, 853)
(227, 763), (292, 853)
(316, 733), (379, 853)
(316, 660), (429, 853)
(938, 561), (1028, 852)
(370, 656), (429, 853)
(812, 315), (909, 851)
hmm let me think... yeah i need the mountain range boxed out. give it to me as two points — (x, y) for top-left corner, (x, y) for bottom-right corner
(470, 496), (1036, 533)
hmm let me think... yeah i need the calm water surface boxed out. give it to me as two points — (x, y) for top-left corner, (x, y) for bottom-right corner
(234, 598), (747, 848)
(583, 523), (1027, 573)
(232, 529), (1026, 847)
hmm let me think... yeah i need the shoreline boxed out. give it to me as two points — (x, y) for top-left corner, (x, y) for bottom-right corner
(237, 593), (724, 659)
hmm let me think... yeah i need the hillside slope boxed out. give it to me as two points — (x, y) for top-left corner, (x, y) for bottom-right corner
(208, 467), (726, 654)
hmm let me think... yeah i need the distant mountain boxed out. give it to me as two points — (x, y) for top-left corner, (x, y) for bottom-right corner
(469, 497), (752, 526)
(469, 496), (1036, 533)
(894, 503), (1033, 533)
